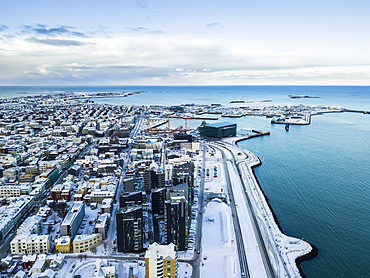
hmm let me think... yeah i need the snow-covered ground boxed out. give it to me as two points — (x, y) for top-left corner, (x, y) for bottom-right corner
(200, 199), (240, 278)
(61, 258), (191, 278)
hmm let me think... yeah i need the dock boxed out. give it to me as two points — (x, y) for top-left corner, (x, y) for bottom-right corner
(222, 131), (270, 145)
(343, 108), (369, 114)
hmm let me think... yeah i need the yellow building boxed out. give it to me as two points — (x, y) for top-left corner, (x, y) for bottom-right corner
(55, 236), (71, 253)
(145, 243), (178, 278)
(73, 233), (102, 253)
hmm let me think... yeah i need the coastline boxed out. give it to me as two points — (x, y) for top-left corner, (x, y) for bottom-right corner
(232, 136), (317, 277)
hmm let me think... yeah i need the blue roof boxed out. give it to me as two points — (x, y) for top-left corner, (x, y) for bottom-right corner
(205, 122), (236, 128)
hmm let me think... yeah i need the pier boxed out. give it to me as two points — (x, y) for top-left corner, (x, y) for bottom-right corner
(343, 108), (369, 114)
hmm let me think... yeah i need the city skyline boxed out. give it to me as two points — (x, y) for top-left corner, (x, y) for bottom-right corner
(1, 0), (370, 85)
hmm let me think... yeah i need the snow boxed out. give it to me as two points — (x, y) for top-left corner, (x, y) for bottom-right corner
(200, 200), (240, 278)
(226, 159), (269, 278)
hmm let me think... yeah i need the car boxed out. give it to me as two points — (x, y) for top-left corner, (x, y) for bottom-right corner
(197, 250), (200, 254)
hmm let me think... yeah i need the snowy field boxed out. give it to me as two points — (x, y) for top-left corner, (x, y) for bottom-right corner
(200, 199), (240, 278)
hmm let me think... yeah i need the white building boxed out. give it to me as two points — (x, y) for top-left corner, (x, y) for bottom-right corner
(145, 242), (178, 278)
(10, 233), (50, 255)
(93, 259), (116, 278)
(0, 184), (21, 197)
(0, 196), (34, 241)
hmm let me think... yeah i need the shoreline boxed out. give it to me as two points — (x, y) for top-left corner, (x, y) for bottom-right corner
(232, 136), (317, 277)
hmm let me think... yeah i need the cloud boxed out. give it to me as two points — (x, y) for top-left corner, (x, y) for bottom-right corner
(1, 25), (370, 85)
(0, 25), (8, 31)
(22, 24), (87, 37)
(206, 22), (220, 29)
(136, 1), (147, 9)
(24, 65), (64, 78)
(126, 27), (165, 34)
(26, 37), (86, 47)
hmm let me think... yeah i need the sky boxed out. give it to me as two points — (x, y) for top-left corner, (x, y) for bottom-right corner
(1, 0), (370, 85)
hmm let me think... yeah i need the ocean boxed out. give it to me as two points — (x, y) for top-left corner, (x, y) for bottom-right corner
(1, 86), (369, 277)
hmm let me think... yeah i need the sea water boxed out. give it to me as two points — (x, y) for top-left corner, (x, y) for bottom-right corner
(0, 86), (369, 277)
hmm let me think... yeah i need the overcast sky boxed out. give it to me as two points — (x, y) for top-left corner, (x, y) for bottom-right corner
(1, 0), (370, 85)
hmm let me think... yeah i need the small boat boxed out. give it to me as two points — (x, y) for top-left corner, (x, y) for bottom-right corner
(285, 123), (290, 131)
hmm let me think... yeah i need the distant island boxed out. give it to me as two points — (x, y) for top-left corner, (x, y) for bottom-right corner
(230, 99), (272, 103)
(288, 95), (320, 99)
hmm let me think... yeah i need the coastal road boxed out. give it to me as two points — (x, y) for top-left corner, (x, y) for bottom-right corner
(213, 142), (275, 278)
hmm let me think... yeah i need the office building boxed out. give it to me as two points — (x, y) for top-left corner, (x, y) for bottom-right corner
(165, 196), (188, 251)
(152, 188), (166, 216)
(116, 206), (143, 252)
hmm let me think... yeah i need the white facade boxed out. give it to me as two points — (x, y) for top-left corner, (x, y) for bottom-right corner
(145, 242), (178, 278)
(10, 233), (50, 255)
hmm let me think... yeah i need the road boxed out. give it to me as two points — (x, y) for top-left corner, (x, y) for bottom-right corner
(191, 143), (207, 278)
(213, 141), (275, 278)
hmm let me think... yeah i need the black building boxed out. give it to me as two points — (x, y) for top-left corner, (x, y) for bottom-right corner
(152, 187), (166, 215)
(172, 162), (195, 208)
(119, 191), (145, 208)
(116, 206), (143, 252)
(174, 133), (193, 142)
(165, 196), (188, 251)
(123, 177), (135, 193)
(199, 122), (237, 138)
(144, 168), (165, 192)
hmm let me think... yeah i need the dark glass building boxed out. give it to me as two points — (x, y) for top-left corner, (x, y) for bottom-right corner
(165, 196), (188, 251)
(116, 206), (143, 252)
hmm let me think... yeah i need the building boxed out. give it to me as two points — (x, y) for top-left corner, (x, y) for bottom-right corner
(17, 215), (43, 235)
(0, 184), (21, 197)
(94, 213), (110, 239)
(145, 242), (178, 278)
(119, 191), (145, 208)
(60, 202), (85, 239)
(84, 189), (115, 203)
(50, 184), (64, 200)
(144, 165), (165, 192)
(10, 234), (50, 255)
(199, 122), (237, 138)
(165, 196), (188, 251)
(54, 236), (71, 253)
(30, 258), (46, 274)
(0, 196), (34, 241)
(101, 198), (113, 214)
(49, 253), (65, 270)
(73, 233), (102, 253)
(123, 177), (135, 193)
(152, 188), (166, 216)
(116, 206), (143, 252)
(93, 259), (116, 278)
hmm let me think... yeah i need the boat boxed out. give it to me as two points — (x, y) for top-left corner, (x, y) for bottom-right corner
(285, 123), (290, 131)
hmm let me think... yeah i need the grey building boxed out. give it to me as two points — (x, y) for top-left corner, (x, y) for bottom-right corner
(60, 202), (85, 239)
